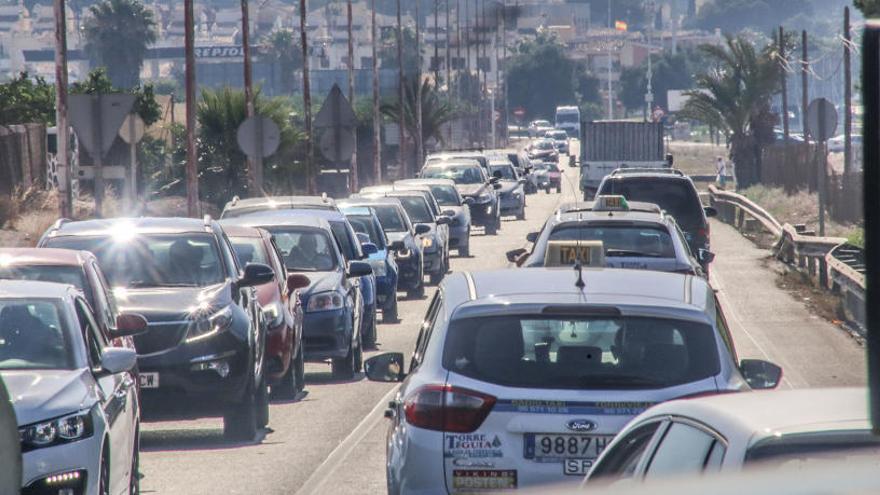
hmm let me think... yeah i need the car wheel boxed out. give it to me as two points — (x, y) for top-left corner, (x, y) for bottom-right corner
(294, 343), (306, 393)
(99, 448), (110, 495)
(429, 261), (445, 285)
(274, 347), (300, 400)
(407, 279), (425, 299)
(332, 326), (360, 379)
(129, 426), (140, 495)
(545, 186), (551, 194)
(223, 380), (259, 441)
(516, 205), (526, 220)
(556, 185), (562, 193)
(364, 305), (378, 348)
(458, 243), (470, 257)
(256, 376), (269, 429)
(383, 294), (398, 323)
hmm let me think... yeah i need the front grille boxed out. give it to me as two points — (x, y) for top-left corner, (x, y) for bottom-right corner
(135, 320), (188, 355)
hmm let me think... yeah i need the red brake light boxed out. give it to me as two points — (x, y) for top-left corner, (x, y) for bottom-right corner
(403, 385), (496, 433)
(698, 226), (709, 238)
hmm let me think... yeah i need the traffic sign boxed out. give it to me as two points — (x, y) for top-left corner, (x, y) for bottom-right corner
(236, 115), (281, 159)
(77, 165), (126, 180)
(319, 130), (355, 164)
(68, 94), (136, 159)
(313, 84), (358, 128)
(806, 98), (838, 142)
(119, 114), (145, 144)
(314, 84), (357, 164)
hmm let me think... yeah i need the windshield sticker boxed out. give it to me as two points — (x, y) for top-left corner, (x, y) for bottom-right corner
(445, 434), (504, 458)
(495, 400), (654, 416)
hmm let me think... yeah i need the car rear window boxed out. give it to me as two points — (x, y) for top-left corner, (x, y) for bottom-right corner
(599, 179), (704, 231)
(428, 185), (460, 207)
(550, 224), (676, 258)
(396, 196), (433, 224)
(745, 431), (880, 465)
(443, 315), (720, 390)
(371, 205), (407, 232)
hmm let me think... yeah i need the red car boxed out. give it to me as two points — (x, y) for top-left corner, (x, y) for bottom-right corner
(546, 163), (562, 193)
(223, 225), (308, 399)
(0, 248), (145, 350)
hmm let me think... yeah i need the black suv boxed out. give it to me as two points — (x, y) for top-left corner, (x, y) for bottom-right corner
(596, 169), (717, 262)
(419, 161), (503, 235)
(39, 217), (275, 441)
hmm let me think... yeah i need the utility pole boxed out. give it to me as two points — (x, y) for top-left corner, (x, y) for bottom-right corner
(396, 0), (408, 178)
(184, 0), (199, 216)
(801, 30), (810, 188)
(502, 0), (509, 144)
(416, 0), (424, 166)
(844, 6), (853, 176)
(301, 0), (315, 194)
(465, 0), (471, 77)
(456, 0), (462, 89)
(241, 0), (261, 195)
(607, 0), (613, 119)
(645, 0), (655, 122)
(779, 26), (790, 141)
(445, 0), (451, 90)
(434, 0), (440, 83)
(347, 0), (358, 192)
(54, 0), (72, 218)
(371, 0), (382, 184)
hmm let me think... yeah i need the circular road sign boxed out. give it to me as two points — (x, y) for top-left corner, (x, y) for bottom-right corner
(805, 98), (838, 142)
(237, 115), (282, 158)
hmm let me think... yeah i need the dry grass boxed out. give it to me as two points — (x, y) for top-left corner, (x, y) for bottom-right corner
(740, 184), (860, 239)
(668, 141), (727, 177)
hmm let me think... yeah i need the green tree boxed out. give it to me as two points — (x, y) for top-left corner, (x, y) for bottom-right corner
(688, 0), (808, 34)
(855, 0), (880, 16)
(260, 29), (303, 95)
(197, 87), (304, 205)
(379, 26), (420, 75)
(505, 32), (576, 120)
(619, 49), (704, 114)
(0, 72), (56, 125)
(681, 35), (781, 188)
(71, 68), (161, 125)
(381, 78), (457, 148)
(83, 0), (157, 89)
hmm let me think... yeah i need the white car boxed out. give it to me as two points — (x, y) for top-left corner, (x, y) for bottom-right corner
(584, 387), (879, 488)
(529, 120), (554, 138)
(2, 280), (145, 494)
(364, 268), (781, 493)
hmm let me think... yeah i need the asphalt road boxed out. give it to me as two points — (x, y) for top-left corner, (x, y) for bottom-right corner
(138, 157), (866, 494)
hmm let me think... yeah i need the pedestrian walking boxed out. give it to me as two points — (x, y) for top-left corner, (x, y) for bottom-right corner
(716, 156), (728, 189)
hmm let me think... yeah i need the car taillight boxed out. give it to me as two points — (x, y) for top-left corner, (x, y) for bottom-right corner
(698, 225), (709, 238)
(403, 384), (496, 433)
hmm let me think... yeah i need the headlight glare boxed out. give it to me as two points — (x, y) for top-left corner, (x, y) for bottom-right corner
(20, 411), (93, 451)
(307, 291), (345, 312)
(262, 301), (285, 328)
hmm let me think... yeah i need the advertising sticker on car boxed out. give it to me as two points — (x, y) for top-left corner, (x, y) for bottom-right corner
(452, 470), (517, 491)
(445, 433), (504, 458)
(139, 372), (159, 389)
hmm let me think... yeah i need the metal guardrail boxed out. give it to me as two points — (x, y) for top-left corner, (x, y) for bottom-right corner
(707, 185), (866, 335)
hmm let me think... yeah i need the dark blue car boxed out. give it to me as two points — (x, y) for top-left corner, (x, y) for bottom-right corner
(341, 205), (400, 323)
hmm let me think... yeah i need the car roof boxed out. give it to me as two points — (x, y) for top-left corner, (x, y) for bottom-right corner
(0, 279), (76, 299)
(428, 151), (486, 158)
(642, 388), (870, 440)
(0, 248), (90, 267)
(219, 213), (333, 231)
(554, 201), (666, 220)
(395, 178), (457, 187)
(423, 160), (482, 168)
(339, 197), (404, 208)
(218, 224), (266, 238)
(222, 195), (336, 212)
(47, 217), (213, 237)
(604, 170), (692, 181)
(339, 205), (375, 217)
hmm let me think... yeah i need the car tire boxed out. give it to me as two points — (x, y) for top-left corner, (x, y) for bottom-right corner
(383, 294), (398, 323)
(99, 448), (110, 495)
(516, 206), (525, 220)
(545, 186), (551, 194)
(556, 185), (562, 193)
(332, 326), (361, 379)
(223, 379), (259, 441)
(407, 279), (425, 299)
(129, 426), (141, 495)
(274, 343), (303, 399)
(256, 376), (269, 429)
(364, 305), (378, 348)
(429, 257), (446, 285)
(458, 243), (470, 257)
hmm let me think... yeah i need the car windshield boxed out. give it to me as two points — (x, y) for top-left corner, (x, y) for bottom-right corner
(346, 215), (385, 248)
(745, 431), (880, 466)
(600, 179), (705, 230)
(557, 113), (579, 123)
(427, 185), (460, 206)
(264, 227), (338, 272)
(550, 224), (676, 258)
(228, 237), (269, 266)
(370, 205), (407, 232)
(547, 131), (568, 140)
(443, 315), (719, 389)
(421, 165), (484, 184)
(0, 299), (74, 370)
(489, 164), (517, 180)
(46, 234), (226, 288)
(535, 140), (555, 150)
(395, 196), (433, 224)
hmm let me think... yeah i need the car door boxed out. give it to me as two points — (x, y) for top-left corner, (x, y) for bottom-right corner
(75, 297), (135, 492)
(586, 420), (666, 486)
(640, 419), (727, 480)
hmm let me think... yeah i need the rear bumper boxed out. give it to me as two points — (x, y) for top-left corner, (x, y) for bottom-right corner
(396, 255), (422, 289)
(500, 194), (524, 213)
(375, 273), (397, 306)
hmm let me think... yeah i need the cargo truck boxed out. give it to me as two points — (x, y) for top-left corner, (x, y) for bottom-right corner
(579, 121), (669, 200)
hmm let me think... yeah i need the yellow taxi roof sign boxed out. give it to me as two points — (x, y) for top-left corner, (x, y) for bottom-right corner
(544, 240), (605, 267)
(593, 195), (630, 212)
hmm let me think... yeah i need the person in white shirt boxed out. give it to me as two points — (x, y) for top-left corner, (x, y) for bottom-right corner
(716, 156), (728, 189)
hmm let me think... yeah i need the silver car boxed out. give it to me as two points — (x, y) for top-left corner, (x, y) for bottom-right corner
(2, 281), (144, 494)
(395, 178), (473, 257)
(364, 268), (779, 493)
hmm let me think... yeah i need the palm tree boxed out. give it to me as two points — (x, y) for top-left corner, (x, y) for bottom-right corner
(681, 35), (781, 188)
(381, 78), (457, 151)
(261, 29), (302, 95)
(83, 0), (157, 89)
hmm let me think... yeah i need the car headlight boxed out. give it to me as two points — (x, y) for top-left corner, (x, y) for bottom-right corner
(262, 301), (285, 328)
(19, 410), (93, 452)
(369, 259), (388, 277)
(186, 305), (234, 343)
(307, 291), (345, 312)
(421, 236), (435, 249)
(395, 248), (413, 259)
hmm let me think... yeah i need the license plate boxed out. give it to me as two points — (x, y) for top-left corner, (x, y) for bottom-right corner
(138, 373), (159, 389)
(452, 470), (517, 491)
(563, 459), (595, 476)
(524, 434), (613, 462)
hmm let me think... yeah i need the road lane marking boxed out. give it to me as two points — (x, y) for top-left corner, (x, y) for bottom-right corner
(295, 385), (399, 495)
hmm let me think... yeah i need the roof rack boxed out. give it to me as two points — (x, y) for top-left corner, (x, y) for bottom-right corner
(49, 218), (71, 231)
(610, 167), (685, 177)
(230, 195), (240, 206)
(203, 215), (212, 227)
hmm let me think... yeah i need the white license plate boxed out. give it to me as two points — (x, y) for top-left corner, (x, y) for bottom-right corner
(138, 373), (159, 389)
(524, 434), (613, 462)
(563, 459), (595, 476)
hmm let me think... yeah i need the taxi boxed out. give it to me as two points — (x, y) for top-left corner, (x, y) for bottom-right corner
(508, 195), (712, 276)
(362, 267), (779, 493)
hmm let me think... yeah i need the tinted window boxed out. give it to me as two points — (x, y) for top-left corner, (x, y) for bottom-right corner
(229, 237), (270, 266)
(346, 215), (385, 248)
(489, 164), (517, 180)
(47, 234), (225, 288)
(396, 196), (433, 224)
(600, 179), (704, 230)
(645, 422), (717, 479)
(550, 224), (676, 258)
(428, 185), (460, 206)
(0, 299), (73, 370)
(589, 422), (662, 480)
(557, 114), (579, 124)
(329, 221), (358, 261)
(266, 227), (338, 272)
(421, 165), (484, 184)
(0, 265), (87, 299)
(372, 205), (407, 232)
(442, 315), (720, 389)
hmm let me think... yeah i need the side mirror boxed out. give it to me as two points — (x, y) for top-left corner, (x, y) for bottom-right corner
(99, 348), (137, 375)
(361, 242), (379, 255)
(704, 206), (718, 218)
(389, 240), (405, 251)
(740, 359), (782, 390)
(435, 216), (451, 226)
(698, 249), (716, 264)
(506, 248), (527, 263)
(347, 260), (373, 278)
(492, 182), (502, 190)
(462, 197), (475, 206)
(526, 232), (539, 243)
(286, 273), (311, 294)
(489, 177), (500, 184)
(364, 352), (406, 382)
(442, 209), (456, 217)
(414, 224), (431, 236)
(114, 313), (148, 337)
(240, 262), (276, 287)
